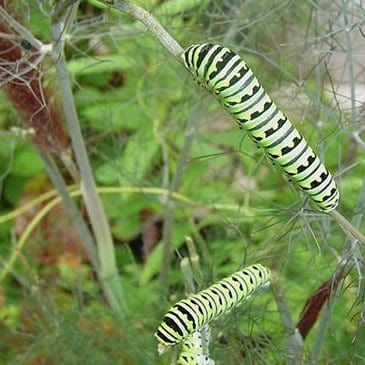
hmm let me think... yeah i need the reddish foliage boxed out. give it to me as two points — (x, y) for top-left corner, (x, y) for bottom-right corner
(296, 272), (343, 339)
(0, 10), (68, 154)
(14, 174), (88, 266)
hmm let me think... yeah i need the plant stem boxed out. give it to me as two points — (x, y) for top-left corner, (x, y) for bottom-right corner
(40, 153), (99, 271)
(329, 209), (365, 245)
(50, 2), (126, 313)
(159, 107), (197, 291)
(271, 274), (303, 364)
(103, 0), (183, 57)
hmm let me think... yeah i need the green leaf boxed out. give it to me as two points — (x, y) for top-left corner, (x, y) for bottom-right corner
(2, 175), (27, 205)
(81, 101), (149, 132)
(95, 125), (159, 185)
(94, 163), (121, 186)
(156, 0), (209, 14)
(11, 147), (43, 177)
(67, 55), (133, 76)
(139, 242), (163, 286)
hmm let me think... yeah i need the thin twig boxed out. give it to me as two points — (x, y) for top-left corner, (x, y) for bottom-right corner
(159, 106), (197, 291)
(271, 273), (303, 364)
(102, 0), (183, 57)
(329, 210), (365, 245)
(0, 194), (62, 283)
(0, 185), (263, 227)
(0, 253), (30, 289)
(40, 153), (99, 271)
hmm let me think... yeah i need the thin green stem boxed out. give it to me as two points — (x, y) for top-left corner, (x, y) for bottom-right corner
(184, 236), (204, 288)
(40, 153), (99, 271)
(159, 107), (197, 291)
(329, 210), (365, 245)
(334, 174), (365, 265)
(102, 0), (183, 57)
(0, 253), (30, 289)
(0, 195), (62, 283)
(271, 273), (303, 364)
(0, 185), (261, 227)
(50, 3), (126, 313)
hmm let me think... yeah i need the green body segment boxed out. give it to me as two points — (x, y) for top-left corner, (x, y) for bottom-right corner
(182, 43), (339, 212)
(155, 264), (271, 348)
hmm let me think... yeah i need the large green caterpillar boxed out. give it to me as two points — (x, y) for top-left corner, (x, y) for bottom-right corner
(155, 264), (270, 351)
(182, 43), (339, 212)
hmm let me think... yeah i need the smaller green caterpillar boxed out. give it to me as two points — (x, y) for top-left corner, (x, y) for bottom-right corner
(155, 263), (270, 352)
